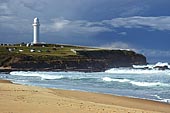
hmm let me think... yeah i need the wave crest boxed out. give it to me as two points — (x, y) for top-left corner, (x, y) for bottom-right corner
(102, 77), (130, 82)
(10, 71), (64, 80)
(10, 71), (95, 80)
(133, 62), (170, 70)
(102, 77), (169, 87)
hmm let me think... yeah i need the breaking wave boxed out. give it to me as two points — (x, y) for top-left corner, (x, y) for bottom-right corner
(152, 95), (170, 103)
(10, 71), (64, 80)
(102, 77), (169, 87)
(6, 69), (170, 103)
(102, 77), (130, 82)
(105, 68), (168, 74)
(105, 63), (170, 75)
(10, 71), (170, 87)
(133, 62), (170, 69)
(130, 81), (168, 87)
(9, 71), (96, 80)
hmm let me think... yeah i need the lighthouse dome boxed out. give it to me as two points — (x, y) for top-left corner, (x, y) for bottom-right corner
(34, 17), (39, 24)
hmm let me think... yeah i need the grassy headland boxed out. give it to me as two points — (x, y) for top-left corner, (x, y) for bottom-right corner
(0, 43), (147, 72)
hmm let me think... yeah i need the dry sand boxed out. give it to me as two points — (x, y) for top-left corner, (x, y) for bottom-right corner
(0, 79), (170, 113)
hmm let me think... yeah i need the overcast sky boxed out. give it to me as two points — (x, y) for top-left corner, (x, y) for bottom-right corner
(0, 0), (170, 63)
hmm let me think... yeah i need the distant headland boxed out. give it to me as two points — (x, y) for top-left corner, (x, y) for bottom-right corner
(0, 43), (147, 72)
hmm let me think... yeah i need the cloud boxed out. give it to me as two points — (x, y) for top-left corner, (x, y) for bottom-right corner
(1, 0), (170, 35)
(118, 32), (127, 36)
(41, 16), (170, 35)
(19, 0), (47, 12)
(0, 15), (31, 33)
(101, 41), (170, 58)
(2, 15), (170, 36)
(41, 18), (113, 34)
(0, 1), (11, 16)
(101, 42), (170, 63)
(136, 49), (170, 63)
(138, 49), (170, 57)
(103, 16), (170, 31)
(101, 42), (133, 50)
(0, 0), (169, 20)
(41, 18), (70, 32)
(120, 6), (147, 17)
(101, 42), (170, 58)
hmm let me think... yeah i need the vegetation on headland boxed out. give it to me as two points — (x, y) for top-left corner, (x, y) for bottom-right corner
(0, 43), (147, 72)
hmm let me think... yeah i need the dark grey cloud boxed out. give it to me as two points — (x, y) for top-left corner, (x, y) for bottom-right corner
(2, 0), (170, 20)
(0, 0), (10, 4)
(20, 1), (47, 12)
(1, 0), (150, 20)
(0, 0), (170, 62)
(0, 1), (11, 16)
(1, 15), (170, 44)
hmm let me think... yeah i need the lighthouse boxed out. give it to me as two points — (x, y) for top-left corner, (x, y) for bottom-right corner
(32, 17), (40, 44)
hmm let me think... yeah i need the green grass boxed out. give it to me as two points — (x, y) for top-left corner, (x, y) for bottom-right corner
(0, 44), (93, 57)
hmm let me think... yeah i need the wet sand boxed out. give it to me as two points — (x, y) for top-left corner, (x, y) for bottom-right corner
(0, 79), (170, 113)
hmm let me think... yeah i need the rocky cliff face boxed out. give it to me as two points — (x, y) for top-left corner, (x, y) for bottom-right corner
(77, 50), (146, 68)
(1, 49), (147, 72)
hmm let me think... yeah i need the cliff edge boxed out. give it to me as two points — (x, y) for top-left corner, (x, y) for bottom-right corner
(0, 44), (147, 72)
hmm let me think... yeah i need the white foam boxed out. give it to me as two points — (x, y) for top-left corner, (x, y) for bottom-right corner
(102, 77), (169, 87)
(153, 95), (170, 103)
(130, 81), (166, 87)
(133, 62), (170, 69)
(132, 64), (154, 69)
(105, 68), (165, 74)
(41, 75), (64, 80)
(102, 77), (112, 82)
(152, 95), (162, 100)
(10, 71), (64, 80)
(10, 71), (95, 80)
(102, 77), (130, 82)
(155, 62), (170, 68)
(161, 99), (170, 103)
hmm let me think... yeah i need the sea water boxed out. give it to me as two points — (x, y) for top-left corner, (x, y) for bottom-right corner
(1, 62), (170, 103)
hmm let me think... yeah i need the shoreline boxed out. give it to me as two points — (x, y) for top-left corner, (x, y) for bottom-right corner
(0, 79), (170, 113)
(1, 70), (170, 104)
(0, 67), (107, 73)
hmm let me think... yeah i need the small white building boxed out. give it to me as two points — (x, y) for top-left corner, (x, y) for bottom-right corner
(30, 49), (35, 52)
(19, 49), (23, 52)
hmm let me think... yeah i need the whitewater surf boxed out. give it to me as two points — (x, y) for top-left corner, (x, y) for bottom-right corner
(1, 62), (170, 103)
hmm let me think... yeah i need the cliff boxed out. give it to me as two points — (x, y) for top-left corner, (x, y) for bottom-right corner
(0, 44), (147, 72)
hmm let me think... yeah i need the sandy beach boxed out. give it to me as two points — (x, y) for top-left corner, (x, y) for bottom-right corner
(0, 79), (170, 113)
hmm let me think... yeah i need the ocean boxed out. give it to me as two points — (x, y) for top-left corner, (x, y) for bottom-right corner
(1, 62), (170, 103)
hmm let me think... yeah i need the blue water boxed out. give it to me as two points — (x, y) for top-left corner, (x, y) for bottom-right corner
(1, 67), (170, 103)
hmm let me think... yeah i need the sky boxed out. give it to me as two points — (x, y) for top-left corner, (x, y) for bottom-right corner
(0, 0), (170, 63)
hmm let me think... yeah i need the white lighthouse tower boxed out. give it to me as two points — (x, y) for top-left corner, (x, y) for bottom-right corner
(32, 17), (40, 44)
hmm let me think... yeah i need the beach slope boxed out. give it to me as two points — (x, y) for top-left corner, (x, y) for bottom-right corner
(0, 80), (169, 113)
